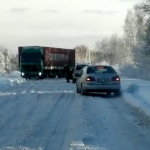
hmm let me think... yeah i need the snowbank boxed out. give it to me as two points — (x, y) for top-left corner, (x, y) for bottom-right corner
(121, 77), (150, 118)
(7, 71), (21, 76)
(0, 71), (25, 91)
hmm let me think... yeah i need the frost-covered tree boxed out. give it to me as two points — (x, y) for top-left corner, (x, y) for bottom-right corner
(3, 49), (11, 72)
(75, 45), (89, 62)
(129, 2), (150, 78)
(0, 50), (5, 73)
(90, 2), (149, 78)
(0, 46), (12, 73)
(10, 54), (19, 71)
(94, 35), (124, 65)
(135, 0), (150, 54)
(122, 7), (145, 65)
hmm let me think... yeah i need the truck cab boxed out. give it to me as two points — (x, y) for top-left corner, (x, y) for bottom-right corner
(20, 46), (44, 79)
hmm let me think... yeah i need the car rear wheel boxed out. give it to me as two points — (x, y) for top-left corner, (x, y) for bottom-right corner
(72, 79), (76, 83)
(76, 86), (80, 93)
(114, 90), (121, 97)
(107, 91), (111, 95)
(80, 85), (87, 95)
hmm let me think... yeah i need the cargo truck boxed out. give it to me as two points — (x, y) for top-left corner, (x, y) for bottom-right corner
(18, 46), (75, 79)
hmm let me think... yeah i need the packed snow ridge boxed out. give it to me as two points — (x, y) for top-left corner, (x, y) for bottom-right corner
(121, 78), (150, 119)
(0, 71), (25, 91)
(0, 147), (43, 150)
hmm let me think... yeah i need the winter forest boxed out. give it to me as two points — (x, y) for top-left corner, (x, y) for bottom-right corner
(76, 0), (150, 80)
(1, 1), (150, 79)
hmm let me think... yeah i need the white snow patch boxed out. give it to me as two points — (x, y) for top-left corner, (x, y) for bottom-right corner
(4, 71), (21, 77)
(21, 90), (26, 94)
(0, 147), (43, 150)
(0, 92), (16, 96)
(69, 141), (110, 150)
(8, 71), (21, 76)
(31, 90), (74, 94)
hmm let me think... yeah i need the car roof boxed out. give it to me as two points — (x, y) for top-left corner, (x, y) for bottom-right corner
(75, 64), (89, 67)
(87, 65), (113, 68)
(76, 63), (89, 65)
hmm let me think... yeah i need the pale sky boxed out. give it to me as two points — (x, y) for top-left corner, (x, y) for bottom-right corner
(0, 0), (141, 53)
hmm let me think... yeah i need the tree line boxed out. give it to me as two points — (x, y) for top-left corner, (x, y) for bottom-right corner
(75, 0), (150, 79)
(1, 1), (150, 79)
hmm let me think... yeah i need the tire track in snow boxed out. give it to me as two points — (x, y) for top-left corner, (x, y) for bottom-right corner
(1, 79), (150, 150)
(43, 93), (74, 150)
(0, 81), (31, 109)
(4, 88), (44, 146)
(81, 94), (150, 150)
(0, 83), (34, 121)
(46, 93), (84, 150)
(0, 90), (19, 110)
(81, 95), (106, 147)
(10, 80), (75, 148)
(18, 91), (65, 147)
(20, 83), (82, 150)
(0, 79), (77, 149)
(0, 82), (36, 146)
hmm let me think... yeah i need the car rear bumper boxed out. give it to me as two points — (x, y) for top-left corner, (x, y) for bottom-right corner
(82, 83), (121, 92)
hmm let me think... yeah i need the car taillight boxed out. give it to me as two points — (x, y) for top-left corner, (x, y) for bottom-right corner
(86, 76), (95, 81)
(112, 76), (120, 81)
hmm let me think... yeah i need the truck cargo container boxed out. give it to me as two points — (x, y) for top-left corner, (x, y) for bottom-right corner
(18, 46), (75, 79)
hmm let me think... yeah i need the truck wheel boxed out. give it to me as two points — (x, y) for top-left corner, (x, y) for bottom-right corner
(72, 79), (76, 83)
(81, 85), (86, 95)
(58, 75), (62, 78)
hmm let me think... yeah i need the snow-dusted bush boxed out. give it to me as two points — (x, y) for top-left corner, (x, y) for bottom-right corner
(119, 63), (139, 78)
(0, 50), (6, 73)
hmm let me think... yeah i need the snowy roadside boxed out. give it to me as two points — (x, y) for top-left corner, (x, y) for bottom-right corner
(121, 77), (150, 119)
(1, 70), (150, 122)
(0, 71), (25, 92)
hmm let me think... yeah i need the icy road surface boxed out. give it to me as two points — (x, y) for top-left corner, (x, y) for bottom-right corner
(0, 79), (150, 150)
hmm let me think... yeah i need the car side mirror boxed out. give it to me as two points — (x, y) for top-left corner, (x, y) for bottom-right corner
(78, 74), (81, 77)
(78, 71), (82, 77)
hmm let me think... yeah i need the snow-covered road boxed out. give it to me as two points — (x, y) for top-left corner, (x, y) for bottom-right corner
(0, 79), (150, 150)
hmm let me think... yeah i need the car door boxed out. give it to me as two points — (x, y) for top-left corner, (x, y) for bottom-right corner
(79, 69), (86, 90)
(76, 69), (84, 89)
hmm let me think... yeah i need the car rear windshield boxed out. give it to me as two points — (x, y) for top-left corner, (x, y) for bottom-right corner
(87, 66), (116, 74)
(76, 65), (87, 70)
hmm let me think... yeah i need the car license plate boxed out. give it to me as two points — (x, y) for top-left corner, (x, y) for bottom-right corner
(97, 78), (109, 82)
